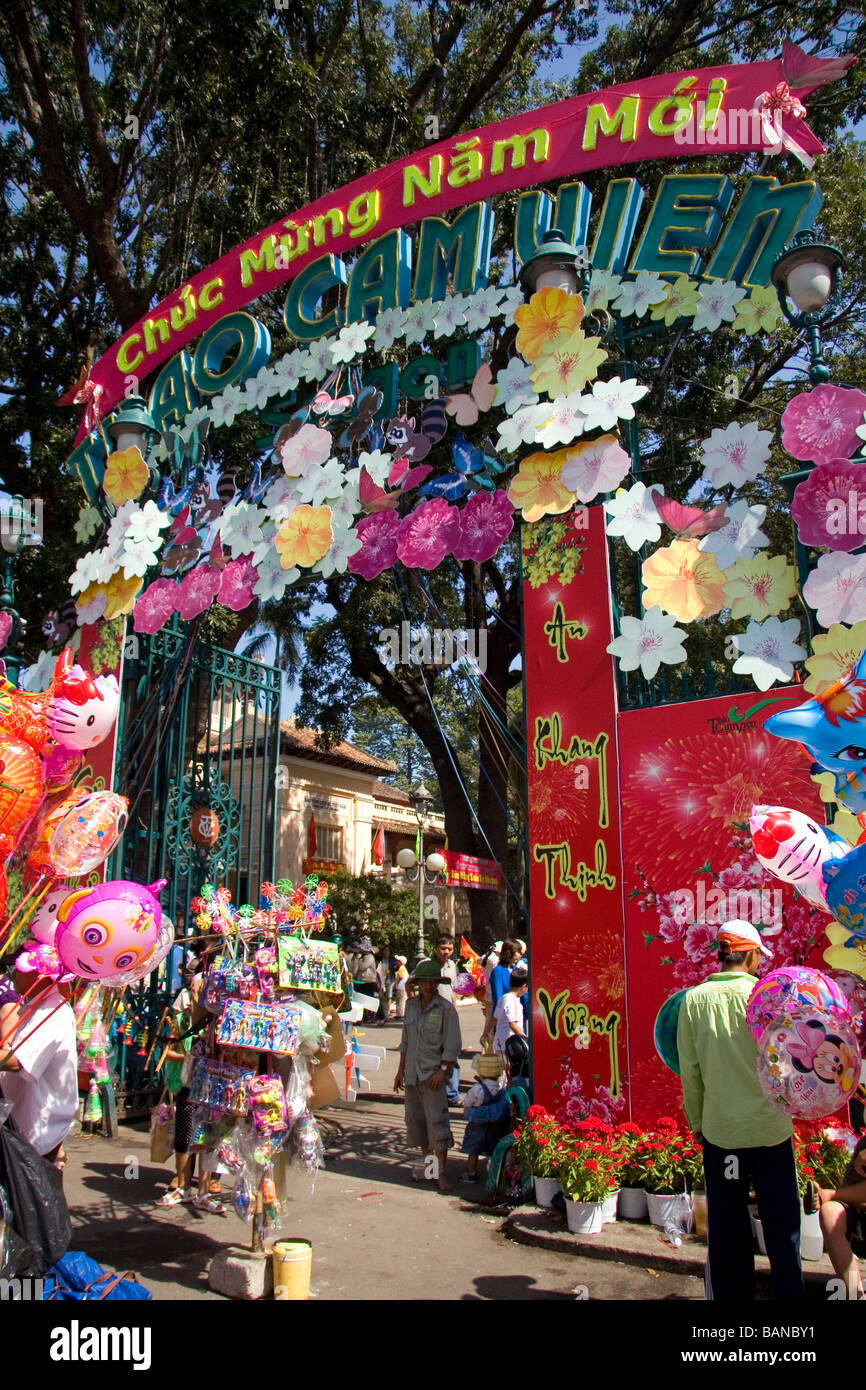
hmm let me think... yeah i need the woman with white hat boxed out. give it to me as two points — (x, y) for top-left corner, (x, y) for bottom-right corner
(394, 955), (409, 1018)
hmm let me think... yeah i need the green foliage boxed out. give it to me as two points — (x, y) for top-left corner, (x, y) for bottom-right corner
(325, 868), (422, 954)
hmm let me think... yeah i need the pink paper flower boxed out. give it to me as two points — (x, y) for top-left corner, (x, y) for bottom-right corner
(0, 612), (12, 652)
(396, 498), (461, 571)
(560, 433), (631, 503)
(176, 565), (222, 620)
(452, 490), (515, 562)
(791, 458), (866, 552)
(347, 511), (403, 580)
(133, 578), (179, 635)
(781, 384), (866, 466)
(803, 551), (866, 627)
(218, 556), (258, 611)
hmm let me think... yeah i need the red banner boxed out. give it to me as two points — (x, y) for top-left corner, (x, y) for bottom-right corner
(443, 851), (502, 891)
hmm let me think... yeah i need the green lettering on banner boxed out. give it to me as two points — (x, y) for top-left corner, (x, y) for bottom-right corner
(533, 715), (609, 827)
(532, 839), (616, 900)
(543, 602), (588, 662)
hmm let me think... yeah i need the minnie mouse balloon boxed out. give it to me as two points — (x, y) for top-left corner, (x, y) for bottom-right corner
(54, 877), (167, 981)
(29, 884), (77, 946)
(746, 966), (850, 1043)
(48, 791), (128, 877)
(827, 970), (866, 1043)
(756, 1013), (861, 1120)
(749, 804), (849, 909)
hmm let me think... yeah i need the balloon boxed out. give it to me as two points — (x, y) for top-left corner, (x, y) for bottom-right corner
(654, 988), (689, 1075)
(749, 804), (850, 908)
(48, 668), (120, 752)
(827, 970), (866, 1043)
(823, 843), (866, 943)
(14, 942), (72, 983)
(454, 972), (478, 997)
(99, 916), (174, 987)
(48, 791), (128, 877)
(54, 877), (167, 981)
(746, 966), (851, 1043)
(764, 649), (866, 814)
(29, 884), (76, 946)
(756, 1011), (861, 1120)
(0, 735), (44, 857)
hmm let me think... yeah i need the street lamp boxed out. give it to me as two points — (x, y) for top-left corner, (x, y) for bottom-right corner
(106, 395), (161, 456)
(519, 228), (592, 298)
(0, 494), (42, 682)
(396, 782), (445, 965)
(771, 230), (846, 385)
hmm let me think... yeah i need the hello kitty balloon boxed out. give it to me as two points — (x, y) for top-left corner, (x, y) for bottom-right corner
(29, 884), (76, 947)
(55, 877), (167, 981)
(48, 667), (120, 751)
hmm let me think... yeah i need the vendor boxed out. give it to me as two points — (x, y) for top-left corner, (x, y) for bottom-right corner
(0, 968), (78, 1171)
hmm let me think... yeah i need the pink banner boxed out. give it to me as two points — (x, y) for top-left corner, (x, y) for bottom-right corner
(443, 851), (503, 891)
(67, 55), (824, 438)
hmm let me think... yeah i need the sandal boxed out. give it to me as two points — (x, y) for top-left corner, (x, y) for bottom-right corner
(803, 1180), (819, 1215)
(193, 1194), (226, 1214)
(156, 1188), (186, 1207)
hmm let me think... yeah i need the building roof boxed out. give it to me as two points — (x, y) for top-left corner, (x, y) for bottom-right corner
(207, 714), (396, 777)
(371, 779), (412, 805)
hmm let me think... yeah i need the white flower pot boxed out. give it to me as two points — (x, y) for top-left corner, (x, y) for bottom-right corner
(565, 1198), (604, 1235)
(533, 1176), (560, 1207)
(601, 1190), (620, 1224)
(617, 1187), (648, 1220)
(801, 1209), (823, 1263)
(646, 1191), (692, 1231)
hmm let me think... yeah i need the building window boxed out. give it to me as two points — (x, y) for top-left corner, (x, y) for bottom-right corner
(317, 825), (343, 863)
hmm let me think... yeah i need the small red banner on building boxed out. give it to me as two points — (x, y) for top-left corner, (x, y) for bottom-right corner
(302, 858), (342, 877)
(443, 851), (502, 891)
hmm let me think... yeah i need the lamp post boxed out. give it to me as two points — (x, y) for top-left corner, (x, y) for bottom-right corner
(0, 494), (42, 683)
(396, 782), (446, 966)
(106, 395), (161, 457)
(518, 228), (592, 297)
(771, 229), (846, 386)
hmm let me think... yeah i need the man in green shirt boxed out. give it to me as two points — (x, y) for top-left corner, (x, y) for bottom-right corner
(394, 961), (462, 1191)
(677, 921), (805, 1301)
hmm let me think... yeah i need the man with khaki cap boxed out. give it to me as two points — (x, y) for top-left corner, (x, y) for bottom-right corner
(394, 960), (462, 1191)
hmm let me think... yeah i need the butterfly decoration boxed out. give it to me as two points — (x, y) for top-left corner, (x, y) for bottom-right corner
(653, 496), (729, 540)
(339, 384), (383, 449)
(417, 432), (503, 501)
(359, 463), (432, 512)
(310, 369), (354, 417)
(444, 362), (496, 427)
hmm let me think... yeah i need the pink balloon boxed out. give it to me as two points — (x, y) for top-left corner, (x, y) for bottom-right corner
(55, 877), (166, 981)
(756, 1010), (861, 1121)
(99, 918), (174, 987)
(746, 966), (850, 1043)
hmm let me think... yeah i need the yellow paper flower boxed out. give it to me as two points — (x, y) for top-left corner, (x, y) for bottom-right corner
(649, 274), (700, 327)
(75, 580), (109, 620)
(507, 450), (576, 523)
(641, 539), (726, 622)
(823, 922), (866, 980)
(104, 570), (143, 619)
(733, 285), (782, 336)
(514, 287), (584, 362)
(529, 330), (608, 398)
(275, 505), (333, 569)
(723, 554), (796, 620)
(804, 620), (866, 695)
(103, 447), (149, 505)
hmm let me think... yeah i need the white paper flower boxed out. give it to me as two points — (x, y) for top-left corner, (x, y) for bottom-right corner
(279, 422), (334, 477)
(254, 548), (300, 602)
(498, 286), (525, 319)
(92, 548), (123, 584)
(178, 404), (211, 444)
(76, 590), (109, 625)
(331, 320), (376, 365)
(210, 384), (247, 429)
(494, 359), (537, 415)
(357, 449), (392, 487)
(74, 506), (102, 545)
(584, 269), (622, 314)
(119, 537), (160, 579)
(698, 501), (769, 570)
(104, 501), (138, 551)
(373, 307), (408, 351)
(69, 551), (104, 595)
(301, 339), (336, 383)
(272, 350), (307, 394)
(219, 501), (269, 555)
(732, 616), (806, 690)
(19, 649), (57, 692)
(293, 458), (347, 507)
(535, 392), (587, 448)
(403, 299), (442, 347)
(263, 476), (305, 523)
(432, 294), (470, 339)
(560, 434), (631, 502)
(606, 606), (687, 679)
(464, 287), (503, 334)
(578, 376), (649, 433)
(700, 421), (773, 487)
(329, 484), (361, 529)
(314, 523), (363, 577)
(693, 279), (747, 332)
(496, 403), (550, 454)
(604, 482), (665, 551)
(241, 366), (278, 411)
(613, 271), (667, 319)
(803, 551), (866, 627)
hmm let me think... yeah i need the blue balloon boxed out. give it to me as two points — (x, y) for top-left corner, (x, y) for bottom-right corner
(654, 988), (689, 1075)
(764, 650), (866, 813)
(823, 842), (866, 944)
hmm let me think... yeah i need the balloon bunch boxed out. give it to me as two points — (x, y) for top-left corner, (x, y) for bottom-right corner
(748, 967), (862, 1120)
(749, 805), (850, 912)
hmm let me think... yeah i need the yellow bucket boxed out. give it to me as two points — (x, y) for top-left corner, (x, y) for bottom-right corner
(272, 1240), (312, 1300)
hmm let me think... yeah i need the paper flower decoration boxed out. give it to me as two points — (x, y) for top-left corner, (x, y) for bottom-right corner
(301, 339), (335, 382)
(357, 449), (392, 487)
(274, 505), (334, 569)
(396, 498), (461, 571)
(641, 539), (726, 621)
(494, 358), (538, 415)
(218, 557), (258, 611)
(209, 384), (245, 428)
(219, 502), (268, 556)
(75, 581), (109, 625)
(0, 612), (12, 652)
(560, 434), (631, 503)
(272, 350), (307, 393)
(697, 501), (769, 571)
(507, 451), (576, 522)
(577, 376), (649, 433)
(103, 571), (143, 620)
(74, 506), (102, 544)
(253, 550), (300, 602)
(606, 606), (687, 679)
(347, 510), (404, 580)
(373, 307), (408, 350)
(464, 287), (503, 334)
(700, 421), (772, 487)
(731, 616), (806, 690)
(103, 447), (149, 505)
(513, 287), (584, 362)
(692, 279), (746, 331)
(650, 274), (700, 326)
(804, 622), (866, 696)
(803, 551), (866, 627)
(781, 384), (866, 466)
(278, 423), (333, 477)
(535, 392), (587, 448)
(823, 922), (866, 980)
(331, 320), (376, 364)
(604, 481), (664, 551)
(452, 490), (515, 563)
(313, 523), (363, 577)
(723, 554), (796, 620)
(529, 329), (608, 398)
(433, 294), (470, 338)
(70, 551), (104, 596)
(242, 365), (279, 410)
(403, 298), (442, 347)
(612, 272), (667, 319)
(496, 403), (550, 454)
(176, 565), (222, 620)
(584, 269), (622, 314)
(293, 458), (346, 507)
(733, 285), (783, 335)
(791, 458), (866, 552)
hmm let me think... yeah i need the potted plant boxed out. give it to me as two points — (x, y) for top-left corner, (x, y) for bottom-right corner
(636, 1119), (697, 1230)
(515, 1106), (563, 1206)
(793, 1121), (855, 1261)
(612, 1121), (648, 1220)
(557, 1139), (618, 1235)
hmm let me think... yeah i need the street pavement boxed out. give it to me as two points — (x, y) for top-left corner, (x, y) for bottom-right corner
(61, 1001), (704, 1302)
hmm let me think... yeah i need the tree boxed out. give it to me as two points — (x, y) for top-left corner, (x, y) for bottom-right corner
(325, 868), (422, 954)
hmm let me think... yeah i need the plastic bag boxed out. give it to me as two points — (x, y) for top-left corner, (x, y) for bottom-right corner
(0, 1124), (71, 1276)
(43, 1250), (152, 1301)
(149, 1101), (175, 1163)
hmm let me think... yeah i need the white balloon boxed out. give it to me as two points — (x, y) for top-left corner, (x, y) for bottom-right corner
(749, 804), (850, 908)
